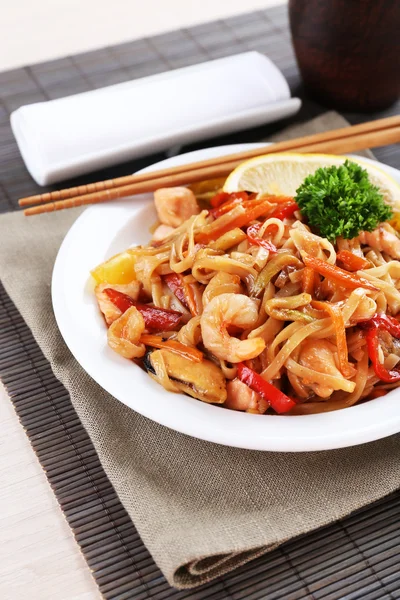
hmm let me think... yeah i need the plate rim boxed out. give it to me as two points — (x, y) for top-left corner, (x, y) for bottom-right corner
(52, 143), (400, 452)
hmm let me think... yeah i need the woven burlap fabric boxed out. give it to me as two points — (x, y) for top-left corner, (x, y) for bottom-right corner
(1, 112), (399, 589)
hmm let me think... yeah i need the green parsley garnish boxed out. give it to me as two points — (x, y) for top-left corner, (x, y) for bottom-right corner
(295, 160), (392, 241)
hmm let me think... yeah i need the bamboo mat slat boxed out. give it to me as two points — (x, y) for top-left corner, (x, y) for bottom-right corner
(1, 4), (400, 598)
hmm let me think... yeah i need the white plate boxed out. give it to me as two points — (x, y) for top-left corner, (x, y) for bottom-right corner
(52, 144), (400, 452)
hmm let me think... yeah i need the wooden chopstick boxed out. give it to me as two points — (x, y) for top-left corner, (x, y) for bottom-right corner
(20, 115), (400, 208)
(22, 117), (400, 216)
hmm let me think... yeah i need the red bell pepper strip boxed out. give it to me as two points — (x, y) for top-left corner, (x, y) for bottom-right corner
(270, 201), (299, 220)
(104, 288), (136, 313)
(164, 273), (190, 310)
(246, 222), (277, 253)
(104, 288), (182, 331)
(368, 313), (400, 337)
(127, 305), (182, 332)
(336, 250), (370, 272)
(210, 191), (231, 208)
(237, 363), (296, 414)
(365, 328), (400, 383)
(302, 253), (378, 292)
(360, 313), (400, 383)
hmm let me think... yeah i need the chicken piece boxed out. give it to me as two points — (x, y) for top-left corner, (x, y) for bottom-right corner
(288, 340), (350, 398)
(154, 187), (200, 228)
(95, 282), (140, 325)
(225, 378), (268, 414)
(358, 223), (400, 260)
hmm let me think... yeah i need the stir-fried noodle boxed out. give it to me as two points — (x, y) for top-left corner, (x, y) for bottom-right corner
(94, 185), (400, 415)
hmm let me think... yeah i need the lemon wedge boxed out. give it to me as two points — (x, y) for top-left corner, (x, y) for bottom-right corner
(224, 152), (400, 210)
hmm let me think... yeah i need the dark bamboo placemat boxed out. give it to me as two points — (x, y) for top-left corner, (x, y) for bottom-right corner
(1, 4), (400, 599)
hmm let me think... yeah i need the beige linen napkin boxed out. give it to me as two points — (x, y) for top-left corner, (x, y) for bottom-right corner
(1, 112), (399, 589)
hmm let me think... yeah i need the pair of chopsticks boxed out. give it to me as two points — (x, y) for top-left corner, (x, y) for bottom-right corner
(21, 115), (400, 216)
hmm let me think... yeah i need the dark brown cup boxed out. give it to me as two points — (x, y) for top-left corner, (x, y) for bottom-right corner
(289, 0), (400, 112)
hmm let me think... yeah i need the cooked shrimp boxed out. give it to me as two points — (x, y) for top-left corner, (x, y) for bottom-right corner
(202, 272), (242, 306)
(358, 223), (400, 260)
(107, 306), (145, 359)
(225, 378), (268, 414)
(288, 339), (353, 398)
(95, 282), (141, 325)
(200, 293), (265, 363)
(151, 224), (176, 242)
(154, 187), (200, 228)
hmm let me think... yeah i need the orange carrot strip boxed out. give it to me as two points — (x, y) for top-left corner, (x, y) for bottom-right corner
(140, 334), (203, 362)
(197, 200), (272, 244)
(302, 267), (314, 295)
(210, 191), (230, 208)
(209, 192), (254, 218)
(336, 250), (370, 272)
(184, 283), (200, 316)
(311, 300), (354, 378)
(302, 253), (377, 292)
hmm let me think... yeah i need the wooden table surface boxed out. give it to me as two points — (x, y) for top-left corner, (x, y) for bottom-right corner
(0, 2), (285, 598)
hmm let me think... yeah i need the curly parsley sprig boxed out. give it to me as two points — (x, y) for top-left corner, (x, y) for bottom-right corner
(295, 160), (392, 242)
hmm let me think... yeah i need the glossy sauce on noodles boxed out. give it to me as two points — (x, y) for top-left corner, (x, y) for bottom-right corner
(93, 186), (400, 415)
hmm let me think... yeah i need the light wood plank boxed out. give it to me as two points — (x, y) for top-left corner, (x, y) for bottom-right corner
(0, 382), (101, 600)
